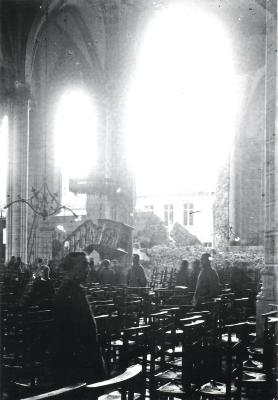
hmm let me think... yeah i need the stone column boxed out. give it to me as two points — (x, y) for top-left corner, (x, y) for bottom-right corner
(6, 82), (30, 263)
(86, 96), (110, 222)
(86, 0), (139, 227)
(256, 1), (278, 342)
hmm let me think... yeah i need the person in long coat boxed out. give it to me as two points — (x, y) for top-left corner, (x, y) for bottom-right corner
(98, 259), (115, 285)
(175, 259), (190, 287)
(52, 252), (106, 385)
(192, 253), (220, 306)
(127, 254), (147, 287)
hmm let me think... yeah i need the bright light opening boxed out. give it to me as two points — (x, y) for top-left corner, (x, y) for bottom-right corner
(125, 5), (239, 195)
(0, 115), (8, 211)
(54, 89), (97, 179)
(54, 89), (98, 211)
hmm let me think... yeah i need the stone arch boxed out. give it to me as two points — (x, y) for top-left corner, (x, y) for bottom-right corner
(25, 0), (105, 88)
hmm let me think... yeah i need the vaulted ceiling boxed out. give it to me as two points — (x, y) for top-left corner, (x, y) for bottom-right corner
(0, 0), (270, 117)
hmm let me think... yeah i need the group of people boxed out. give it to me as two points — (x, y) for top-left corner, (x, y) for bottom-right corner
(2, 250), (254, 390)
(175, 253), (221, 306)
(175, 253), (251, 306)
(51, 252), (149, 385)
(85, 254), (148, 287)
(50, 251), (235, 386)
(6, 256), (55, 280)
(87, 258), (124, 285)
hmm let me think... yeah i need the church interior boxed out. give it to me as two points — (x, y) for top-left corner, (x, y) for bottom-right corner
(0, 0), (278, 399)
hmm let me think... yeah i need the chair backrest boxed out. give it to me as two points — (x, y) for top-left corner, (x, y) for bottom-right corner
(180, 319), (205, 392)
(86, 363), (142, 399)
(223, 322), (250, 398)
(148, 310), (169, 328)
(19, 383), (86, 400)
(120, 324), (151, 372)
(261, 311), (278, 373)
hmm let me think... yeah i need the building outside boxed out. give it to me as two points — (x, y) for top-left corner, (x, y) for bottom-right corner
(136, 191), (214, 246)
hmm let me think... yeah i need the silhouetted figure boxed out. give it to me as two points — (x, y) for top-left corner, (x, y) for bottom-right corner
(112, 259), (125, 285)
(7, 255), (16, 267)
(175, 259), (190, 287)
(191, 259), (201, 291)
(7, 256), (16, 275)
(98, 259), (114, 285)
(230, 262), (250, 296)
(52, 252), (106, 385)
(192, 253), (220, 306)
(127, 254), (147, 287)
(33, 257), (43, 278)
(87, 259), (99, 283)
(14, 256), (23, 274)
(24, 266), (55, 306)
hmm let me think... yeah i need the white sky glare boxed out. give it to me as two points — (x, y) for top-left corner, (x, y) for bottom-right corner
(0, 6), (239, 206)
(54, 88), (97, 180)
(0, 115), (8, 210)
(54, 89), (97, 209)
(125, 5), (238, 195)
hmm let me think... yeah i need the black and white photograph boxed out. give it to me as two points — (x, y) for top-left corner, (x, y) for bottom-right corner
(0, 0), (277, 399)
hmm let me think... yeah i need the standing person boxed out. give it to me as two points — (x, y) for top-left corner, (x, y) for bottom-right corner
(87, 258), (99, 283)
(230, 261), (250, 296)
(127, 254), (147, 287)
(52, 252), (106, 385)
(191, 259), (201, 291)
(175, 259), (190, 287)
(14, 256), (23, 275)
(192, 253), (220, 306)
(33, 258), (43, 278)
(7, 256), (16, 275)
(7, 255), (16, 268)
(23, 266), (55, 306)
(98, 259), (114, 285)
(112, 259), (125, 285)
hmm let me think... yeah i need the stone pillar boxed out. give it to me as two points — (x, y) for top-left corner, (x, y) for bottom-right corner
(6, 83), (30, 263)
(103, 0), (138, 226)
(256, 1), (278, 342)
(86, 0), (139, 227)
(86, 96), (110, 222)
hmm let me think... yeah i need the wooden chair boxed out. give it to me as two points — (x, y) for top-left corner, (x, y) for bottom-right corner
(3, 305), (54, 398)
(241, 311), (277, 400)
(198, 322), (249, 400)
(230, 298), (250, 324)
(119, 325), (151, 398)
(86, 363), (142, 399)
(155, 319), (206, 399)
(18, 365), (143, 400)
(19, 383), (86, 400)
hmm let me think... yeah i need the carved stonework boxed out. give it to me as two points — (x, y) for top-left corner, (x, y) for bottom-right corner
(59, 218), (133, 261)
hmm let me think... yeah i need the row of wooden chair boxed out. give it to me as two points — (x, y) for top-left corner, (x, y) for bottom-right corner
(16, 312), (276, 399)
(2, 282), (276, 399)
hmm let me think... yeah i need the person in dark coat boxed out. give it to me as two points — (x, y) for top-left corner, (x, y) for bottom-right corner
(98, 259), (114, 285)
(23, 266), (55, 306)
(191, 259), (201, 291)
(192, 253), (220, 306)
(112, 259), (125, 285)
(87, 258), (99, 283)
(15, 256), (23, 274)
(52, 252), (106, 385)
(127, 254), (147, 287)
(230, 261), (250, 296)
(175, 259), (190, 287)
(7, 255), (16, 269)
